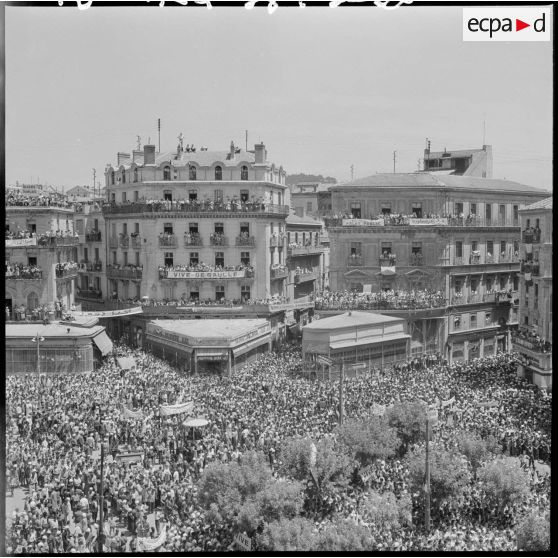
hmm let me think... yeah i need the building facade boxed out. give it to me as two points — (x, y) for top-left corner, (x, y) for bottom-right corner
(326, 172), (549, 362)
(514, 197), (552, 389)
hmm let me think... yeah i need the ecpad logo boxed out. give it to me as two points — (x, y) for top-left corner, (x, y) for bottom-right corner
(463, 8), (551, 41)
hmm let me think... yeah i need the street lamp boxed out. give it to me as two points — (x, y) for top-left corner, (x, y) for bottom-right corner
(31, 333), (45, 408)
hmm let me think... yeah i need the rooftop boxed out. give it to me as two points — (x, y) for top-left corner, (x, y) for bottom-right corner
(304, 311), (403, 331)
(5, 322), (106, 338)
(286, 214), (323, 227)
(427, 147), (488, 159)
(150, 318), (269, 340)
(522, 197), (553, 211)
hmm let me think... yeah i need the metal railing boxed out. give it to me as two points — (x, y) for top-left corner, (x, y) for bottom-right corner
(347, 255), (364, 267)
(119, 235), (130, 249)
(288, 245), (323, 256)
(85, 231), (102, 242)
(106, 266), (143, 280)
(76, 290), (103, 299)
(102, 201), (290, 216)
(270, 266), (289, 279)
(210, 235), (228, 246)
(325, 216), (520, 228)
(294, 270), (318, 283)
(521, 261), (541, 276)
(5, 271), (43, 280)
(379, 257), (396, 266)
(237, 236), (256, 247)
(78, 261), (103, 272)
(184, 234), (203, 247)
(109, 236), (119, 249)
(159, 235), (177, 248)
(55, 268), (78, 279)
(522, 231), (541, 244)
(409, 254), (424, 266)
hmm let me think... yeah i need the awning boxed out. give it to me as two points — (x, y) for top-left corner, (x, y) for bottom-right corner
(196, 348), (228, 361)
(93, 331), (113, 356)
(330, 333), (410, 351)
(232, 335), (270, 357)
(380, 266), (396, 275)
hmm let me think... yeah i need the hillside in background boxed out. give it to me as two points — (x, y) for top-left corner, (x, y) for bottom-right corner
(286, 173), (337, 186)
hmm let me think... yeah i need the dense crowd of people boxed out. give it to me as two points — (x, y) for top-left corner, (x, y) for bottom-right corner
(140, 295), (292, 308)
(55, 262), (79, 277)
(5, 263), (43, 280)
(513, 328), (552, 353)
(5, 341), (550, 553)
(5, 193), (76, 209)
(158, 263), (254, 276)
(314, 289), (446, 311)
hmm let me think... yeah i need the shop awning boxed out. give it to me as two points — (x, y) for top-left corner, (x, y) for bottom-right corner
(93, 331), (113, 356)
(232, 335), (270, 357)
(196, 348), (228, 361)
(330, 333), (410, 351)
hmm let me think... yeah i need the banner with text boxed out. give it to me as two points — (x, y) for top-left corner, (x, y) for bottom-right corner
(342, 218), (384, 227)
(159, 401), (194, 417)
(5, 238), (37, 247)
(73, 307), (143, 318)
(137, 525), (167, 552)
(408, 218), (448, 226)
(165, 270), (247, 279)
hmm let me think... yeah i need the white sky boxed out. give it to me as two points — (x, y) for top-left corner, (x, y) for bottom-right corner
(5, 4), (553, 190)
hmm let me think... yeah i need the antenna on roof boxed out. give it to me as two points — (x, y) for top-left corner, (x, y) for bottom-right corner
(393, 150), (396, 173)
(157, 118), (161, 152)
(483, 117), (486, 146)
(136, 135), (142, 150)
(245, 130), (248, 151)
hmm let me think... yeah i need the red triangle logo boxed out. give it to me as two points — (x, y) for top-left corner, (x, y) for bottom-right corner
(516, 19), (530, 31)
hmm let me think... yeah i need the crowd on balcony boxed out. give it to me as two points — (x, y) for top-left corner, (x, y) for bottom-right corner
(314, 288), (446, 310)
(293, 266), (315, 276)
(107, 264), (144, 274)
(289, 238), (318, 249)
(522, 225), (542, 243)
(513, 329), (552, 353)
(5, 192), (76, 209)
(78, 260), (103, 272)
(521, 260), (540, 274)
(104, 197), (282, 213)
(158, 262), (254, 275)
(326, 212), (514, 227)
(270, 263), (288, 274)
(140, 295), (291, 308)
(209, 232), (226, 246)
(6, 229), (79, 244)
(6, 263), (43, 279)
(380, 252), (397, 264)
(76, 286), (103, 299)
(55, 262), (79, 277)
(182, 232), (202, 245)
(6, 298), (76, 322)
(237, 232), (255, 245)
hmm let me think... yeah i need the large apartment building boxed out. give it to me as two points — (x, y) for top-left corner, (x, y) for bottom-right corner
(514, 197), (553, 389)
(325, 172), (549, 362)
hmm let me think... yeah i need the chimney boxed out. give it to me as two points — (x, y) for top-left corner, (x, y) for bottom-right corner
(254, 142), (266, 164)
(230, 141), (235, 158)
(144, 145), (156, 165)
(133, 150), (143, 163)
(117, 152), (131, 166)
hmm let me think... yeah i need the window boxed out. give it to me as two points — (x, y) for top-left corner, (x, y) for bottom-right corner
(133, 168), (138, 183)
(163, 190), (172, 201)
(214, 222), (224, 234)
(454, 316), (461, 330)
(164, 252), (173, 267)
(133, 191), (139, 202)
(471, 278), (478, 294)
(110, 193), (115, 202)
(470, 314), (477, 328)
(241, 166), (248, 180)
(215, 252), (224, 267)
(83, 247), (88, 262)
(486, 276), (493, 291)
(27, 292), (39, 311)
(122, 170), (126, 184)
(471, 240), (478, 252)
(241, 285), (251, 301)
(189, 189), (198, 201)
(163, 285), (173, 300)
(350, 202), (361, 218)
(486, 241), (494, 257)
(454, 280), (462, 294)
(95, 248), (100, 261)
(123, 252), (128, 266)
(240, 189), (249, 203)
(135, 283), (141, 299)
(513, 205), (519, 223)
(456, 241), (463, 258)
(499, 204), (506, 222)
(485, 203), (492, 221)
(163, 166), (171, 181)
(455, 202), (463, 215)
(381, 242), (392, 255)
(485, 312), (492, 325)
(134, 223), (140, 234)
(122, 192), (127, 203)
(214, 189), (223, 203)
(241, 252), (250, 265)
(240, 222), (250, 235)
(470, 203), (477, 215)
(189, 288), (199, 301)
(499, 275), (506, 290)
(123, 223), (128, 235)
(189, 165), (197, 180)
(500, 241), (506, 256)
(215, 286), (225, 301)
(411, 203), (422, 218)
(215, 166), (222, 180)
(307, 202), (313, 213)
(189, 252), (199, 266)
(189, 223), (199, 234)
(163, 223), (173, 235)
(350, 242), (362, 256)
(381, 203), (391, 215)
(28, 256), (37, 266)
(135, 252), (140, 266)
(513, 275), (519, 291)
(112, 251), (117, 264)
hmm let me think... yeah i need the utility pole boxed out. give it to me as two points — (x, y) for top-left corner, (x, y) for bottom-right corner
(245, 130), (248, 152)
(158, 118), (161, 153)
(338, 361), (345, 424)
(426, 138), (431, 170)
(393, 151), (396, 173)
(92, 169), (96, 198)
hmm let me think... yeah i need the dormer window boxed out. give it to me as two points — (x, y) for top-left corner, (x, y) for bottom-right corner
(215, 166), (222, 181)
(189, 165), (197, 180)
(241, 165), (248, 180)
(163, 166), (171, 181)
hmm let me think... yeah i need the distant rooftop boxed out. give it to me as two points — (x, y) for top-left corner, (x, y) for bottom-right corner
(5, 322), (105, 338)
(150, 318), (268, 340)
(522, 197), (553, 211)
(286, 214), (323, 226)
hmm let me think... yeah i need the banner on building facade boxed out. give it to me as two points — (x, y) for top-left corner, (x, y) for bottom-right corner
(73, 307), (143, 318)
(408, 218), (448, 226)
(342, 218), (384, 227)
(5, 238), (37, 247)
(165, 270), (247, 279)
(159, 401), (194, 417)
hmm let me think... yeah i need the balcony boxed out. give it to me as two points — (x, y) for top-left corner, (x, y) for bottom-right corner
(379, 256), (397, 266)
(159, 266), (254, 280)
(184, 233), (203, 247)
(106, 265), (143, 280)
(210, 234), (228, 247)
(55, 266), (79, 279)
(85, 231), (102, 242)
(409, 253), (424, 266)
(119, 235), (130, 249)
(347, 255), (364, 267)
(469, 253), (481, 264)
(76, 289), (103, 300)
(294, 270), (318, 283)
(288, 245), (323, 256)
(109, 236), (119, 249)
(237, 235), (256, 247)
(78, 261), (103, 272)
(102, 201), (290, 217)
(269, 235), (286, 247)
(522, 230), (541, 244)
(270, 265), (289, 280)
(131, 235), (142, 249)
(5, 270), (43, 280)
(512, 331), (552, 355)
(521, 261), (540, 277)
(43, 236), (80, 248)
(159, 235), (177, 248)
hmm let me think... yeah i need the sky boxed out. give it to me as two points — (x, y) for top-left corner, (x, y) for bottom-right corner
(5, 3), (553, 191)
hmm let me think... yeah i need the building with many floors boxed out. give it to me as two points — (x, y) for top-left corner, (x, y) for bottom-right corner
(325, 171), (550, 362)
(423, 144), (493, 177)
(514, 197), (552, 389)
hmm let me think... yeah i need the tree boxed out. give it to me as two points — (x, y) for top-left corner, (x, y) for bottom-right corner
(515, 513), (550, 551)
(404, 446), (470, 504)
(456, 431), (501, 476)
(360, 490), (413, 530)
(257, 517), (318, 551)
(477, 456), (530, 510)
(254, 480), (305, 524)
(385, 401), (427, 455)
(335, 417), (400, 467)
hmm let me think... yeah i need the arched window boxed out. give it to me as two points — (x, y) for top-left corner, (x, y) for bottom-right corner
(241, 165), (248, 180)
(122, 170), (126, 184)
(133, 168), (138, 183)
(27, 292), (39, 310)
(111, 171), (115, 185)
(189, 165), (197, 180)
(163, 166), (171, 181)
(215, 166), (222, 181)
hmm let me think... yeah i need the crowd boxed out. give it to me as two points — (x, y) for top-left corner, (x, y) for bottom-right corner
(512, 329), (552, 353)
(5, 263), (43, 280)
(55, 262), (79, 278)
(140, 295), (292, 308)
(5, 193), (76, 209)
(158, 263), (254, 275)
(314, 289), (446, 311)
(5, 340), (550, 553)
